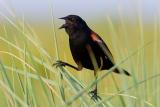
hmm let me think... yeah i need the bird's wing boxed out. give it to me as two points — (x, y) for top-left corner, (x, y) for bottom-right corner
(90, 32), (115, 63)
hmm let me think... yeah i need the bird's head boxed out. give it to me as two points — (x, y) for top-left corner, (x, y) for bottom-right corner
(59, 15), (87, 30)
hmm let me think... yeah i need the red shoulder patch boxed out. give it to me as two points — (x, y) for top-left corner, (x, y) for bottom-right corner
(91, 33), (102, 43)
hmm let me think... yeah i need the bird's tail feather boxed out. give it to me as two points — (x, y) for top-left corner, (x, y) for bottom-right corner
(114, 68), (131, 76)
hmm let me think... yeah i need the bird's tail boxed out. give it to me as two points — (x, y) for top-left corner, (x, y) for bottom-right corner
(114, 68), (131, 76)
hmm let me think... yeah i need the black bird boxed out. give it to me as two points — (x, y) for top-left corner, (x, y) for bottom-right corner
(53, 15), (130, 100)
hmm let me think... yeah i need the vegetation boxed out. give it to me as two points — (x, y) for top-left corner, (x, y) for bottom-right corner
(0, 6), (159, 107)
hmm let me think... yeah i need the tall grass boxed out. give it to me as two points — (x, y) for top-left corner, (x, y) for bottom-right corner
(0, 3), (160, 107)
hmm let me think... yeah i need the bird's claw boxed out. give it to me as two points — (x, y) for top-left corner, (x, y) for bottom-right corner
(52, 60), (66, 68)
(89, 90), (101, 101)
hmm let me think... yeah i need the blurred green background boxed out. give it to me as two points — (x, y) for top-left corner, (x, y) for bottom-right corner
(0, 0), (160, 107)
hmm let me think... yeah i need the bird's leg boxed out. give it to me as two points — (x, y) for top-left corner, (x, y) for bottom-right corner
(53, 60), (82, 71)
(86, 44), (101, 100)
(89, 70), (101, 101)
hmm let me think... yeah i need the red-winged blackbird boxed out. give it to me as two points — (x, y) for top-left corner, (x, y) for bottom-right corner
(53, 15), (130, 100)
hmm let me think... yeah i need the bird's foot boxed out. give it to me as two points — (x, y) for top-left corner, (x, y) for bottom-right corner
(89, 90), (101, 101)
(52, 60), (66, 68)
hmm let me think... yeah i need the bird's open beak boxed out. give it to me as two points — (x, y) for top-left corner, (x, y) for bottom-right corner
(59, 16), (68, 29)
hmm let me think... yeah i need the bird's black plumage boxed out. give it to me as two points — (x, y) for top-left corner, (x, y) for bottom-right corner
(54, 15), (130, 100)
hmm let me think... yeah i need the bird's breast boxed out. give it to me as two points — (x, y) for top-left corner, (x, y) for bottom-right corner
(69, 38), (87, 55)
(69, 35), (89, 60)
